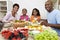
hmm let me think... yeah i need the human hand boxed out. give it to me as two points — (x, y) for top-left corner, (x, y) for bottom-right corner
(40, 21), (48, 26)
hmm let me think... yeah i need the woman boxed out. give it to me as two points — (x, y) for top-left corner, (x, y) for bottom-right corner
(3, 3), (19, 22)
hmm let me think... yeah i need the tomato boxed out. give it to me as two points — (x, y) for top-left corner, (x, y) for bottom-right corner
(14, 30), (18, 36)
(12, 37), (16, 40)
(17, 37), (21, 40)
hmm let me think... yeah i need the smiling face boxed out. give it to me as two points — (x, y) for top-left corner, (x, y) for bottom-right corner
(32, 8), (40, 16)
(45, 1), (53, 12)
(22, 8), (27, 15)
(13, 6), (19, 13)
(33, 10), (38, 16)
(12, 4), (19, 15)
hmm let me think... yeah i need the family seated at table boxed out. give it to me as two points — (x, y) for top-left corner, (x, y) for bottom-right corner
(2, 4), (41, 22)
(0, 0), (60, 37)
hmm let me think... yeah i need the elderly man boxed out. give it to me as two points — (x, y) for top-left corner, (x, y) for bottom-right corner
(41, 0), (60, 36)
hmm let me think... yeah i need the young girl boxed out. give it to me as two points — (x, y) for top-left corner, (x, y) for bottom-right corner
(30, 8), (41, 22)
(20, 8), (29, 21)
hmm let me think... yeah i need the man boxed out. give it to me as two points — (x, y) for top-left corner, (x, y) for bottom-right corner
(41, 0), (60, 36)
(3, 3), (19, 22)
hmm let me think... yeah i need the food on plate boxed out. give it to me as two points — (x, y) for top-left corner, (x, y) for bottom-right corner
(12, 20), (27, 28)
